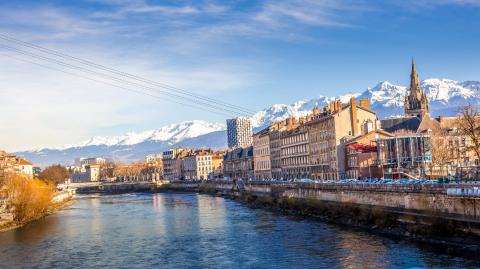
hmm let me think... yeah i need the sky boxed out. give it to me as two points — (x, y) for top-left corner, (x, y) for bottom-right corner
(1, 0), (480, 151)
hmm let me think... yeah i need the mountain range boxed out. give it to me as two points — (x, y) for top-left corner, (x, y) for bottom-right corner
(16, 78), (480, 166)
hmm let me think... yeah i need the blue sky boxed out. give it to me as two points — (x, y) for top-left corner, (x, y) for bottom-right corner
(1, 0), (480, 151)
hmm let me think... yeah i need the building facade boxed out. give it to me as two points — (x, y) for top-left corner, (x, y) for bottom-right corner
(344, 129), (393, 179)
(226, 117), (253, 149)
(71, 165), (100, 183)
(211, 152), (224, 179)
(306, 98), (378, 180)
(162, 148), (192, 181)
(182, 149), (215, 180)
(0, 151), (35, 181)
(253, 128), (272, 180)
(281, 119), (310, 179)
(269, 123), (283, 179)
(377, 135), (432, 179)
(75, 157), (106, 168)
(223, 146), (254, 180)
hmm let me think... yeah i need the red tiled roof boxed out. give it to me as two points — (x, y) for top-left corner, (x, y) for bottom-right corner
(17, 159), (32, 165)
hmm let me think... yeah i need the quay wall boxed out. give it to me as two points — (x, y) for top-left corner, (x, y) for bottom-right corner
(172, 180), (480, 222)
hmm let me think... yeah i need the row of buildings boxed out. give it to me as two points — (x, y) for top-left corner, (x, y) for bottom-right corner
(67, 149), (225, 183)
(162, 148), (224, 181)
(223, 61), (478, 180)
(68, 157), (106, 183)
(64, 61), (477, 182)
(0, 151), (36, 181)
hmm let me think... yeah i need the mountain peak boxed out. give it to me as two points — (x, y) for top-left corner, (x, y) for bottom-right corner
(18, 77), (480, 166)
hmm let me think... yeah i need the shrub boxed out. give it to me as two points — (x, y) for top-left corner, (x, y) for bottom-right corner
(4, 174), (54, 222)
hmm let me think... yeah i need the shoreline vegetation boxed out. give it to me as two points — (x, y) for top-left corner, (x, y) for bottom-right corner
(0, 174), (73, 232)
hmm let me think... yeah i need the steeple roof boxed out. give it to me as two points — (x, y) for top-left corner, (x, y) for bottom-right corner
(405, 59), (429, 118)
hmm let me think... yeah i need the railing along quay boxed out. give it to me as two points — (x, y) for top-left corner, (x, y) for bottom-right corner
(165, 180), (480, 196)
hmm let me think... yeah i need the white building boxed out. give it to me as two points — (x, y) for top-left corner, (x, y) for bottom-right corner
(15, 159), (33, 178)
(74, 157), (106, 168)
(226, 117), (253, 149)
(182, 150), (214, 180)
(70, 165), (100, 183)
(146, 153), (163, 163)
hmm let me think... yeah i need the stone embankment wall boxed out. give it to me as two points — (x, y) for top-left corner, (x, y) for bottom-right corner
(172, 180), (480, 222)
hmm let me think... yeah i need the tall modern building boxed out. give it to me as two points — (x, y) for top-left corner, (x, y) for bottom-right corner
(226, 117), (253, 149)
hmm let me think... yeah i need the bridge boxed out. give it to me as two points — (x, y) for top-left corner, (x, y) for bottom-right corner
(59, 180), (168, 194)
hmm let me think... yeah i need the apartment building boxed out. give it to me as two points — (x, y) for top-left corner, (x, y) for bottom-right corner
(306, 98), (378, 180)
(162, 148), (192, 181)
(182, 149), (214, 180)
(211, 151), (224, 179)
(223, 146), (254, 180)
(280, 118), (310, 179)
(269, 123), (283, 179)
(253, 127), (271, 180)
(344, 129), (393, 179)
(71, 164), (100, 183)
(0, 151), (35, 180)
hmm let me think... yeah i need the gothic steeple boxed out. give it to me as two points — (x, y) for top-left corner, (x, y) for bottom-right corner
(405, 59), (429, 118)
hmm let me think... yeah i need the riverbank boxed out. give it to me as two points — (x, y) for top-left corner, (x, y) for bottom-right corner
(4, 192), (477, 268)
(0, 194), (74, 233)
(227, 191), (480, 255)
(161, 181), (480, 256)
(61, 180), (480, 254)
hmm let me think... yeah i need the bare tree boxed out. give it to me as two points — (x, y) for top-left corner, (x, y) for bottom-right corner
(457, 104), (480, 161)
(429, 129), (454, 178)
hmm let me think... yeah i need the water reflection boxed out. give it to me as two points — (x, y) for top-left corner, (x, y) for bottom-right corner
(0, 193), (478, 269)
(336, 232), (389, 269)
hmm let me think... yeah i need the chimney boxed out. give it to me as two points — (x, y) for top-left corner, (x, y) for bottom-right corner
(350, 97), (358, 136)
(307, 114), (314, 121)
(335, 100), (342, 111)
(286, 117), (294, 127)
(313, 107), (321, 115)
(359, 98), (370, 109)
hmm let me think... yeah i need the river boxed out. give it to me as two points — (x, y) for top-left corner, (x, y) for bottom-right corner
(0, 192), (478, 269)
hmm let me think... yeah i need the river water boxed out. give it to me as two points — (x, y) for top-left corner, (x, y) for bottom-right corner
(0, 192), (478, 269)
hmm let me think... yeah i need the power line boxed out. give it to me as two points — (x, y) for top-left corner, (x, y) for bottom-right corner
(0, 52), (238, 118)
(0, 43), (247, 117)
(0, 33), (256, 115)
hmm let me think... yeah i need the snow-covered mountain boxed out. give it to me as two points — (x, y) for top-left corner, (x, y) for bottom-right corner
(16, 78), (480, 166)
(50, 120), (225, 150)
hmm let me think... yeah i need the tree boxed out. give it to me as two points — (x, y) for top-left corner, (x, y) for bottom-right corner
(38, 165), (69, 185)
(457, 104), (480, 162)
(429, 129), (454, 178)
(99, 160), (117, 179)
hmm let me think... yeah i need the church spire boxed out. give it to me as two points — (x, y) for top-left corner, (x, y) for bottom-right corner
(405, 59), (429, 118)
(410, 58), (421, 98)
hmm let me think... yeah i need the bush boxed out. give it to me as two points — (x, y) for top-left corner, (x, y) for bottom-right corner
(4, 174), (54, 222)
